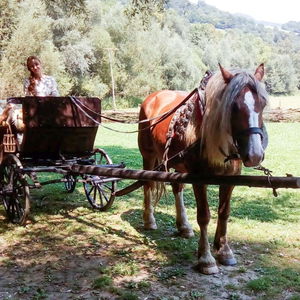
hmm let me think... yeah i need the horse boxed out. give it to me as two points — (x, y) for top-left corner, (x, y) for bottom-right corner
(138, 64), (268, 274)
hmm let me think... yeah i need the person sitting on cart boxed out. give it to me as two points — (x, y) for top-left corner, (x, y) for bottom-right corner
(7, 56), (60, 132)
(24, 55), (59, 97)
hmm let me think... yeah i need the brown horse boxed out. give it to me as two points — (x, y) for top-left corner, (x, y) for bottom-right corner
(138, 64), (268, 274)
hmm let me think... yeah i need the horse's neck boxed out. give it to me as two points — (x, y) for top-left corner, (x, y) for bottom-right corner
(169, 90), (204, 144)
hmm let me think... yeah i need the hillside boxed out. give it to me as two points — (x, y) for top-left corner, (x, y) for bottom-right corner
(168, 0), (298, 34)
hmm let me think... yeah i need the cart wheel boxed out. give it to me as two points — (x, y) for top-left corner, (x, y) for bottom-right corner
(64, 174), (77, 193)
(0, 154), (30, 225)
(83, 149), (116, 211)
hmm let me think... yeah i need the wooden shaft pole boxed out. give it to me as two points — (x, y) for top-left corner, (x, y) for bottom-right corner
(70, 165), (300, 189)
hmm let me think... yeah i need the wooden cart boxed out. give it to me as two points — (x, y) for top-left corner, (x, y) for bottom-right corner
(0, 96), (123, 225)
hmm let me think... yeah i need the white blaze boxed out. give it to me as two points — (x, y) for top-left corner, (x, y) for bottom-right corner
(244, 91), (264, 166)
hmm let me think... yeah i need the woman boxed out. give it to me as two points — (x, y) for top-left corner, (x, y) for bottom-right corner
(24, 56), (59, 96)
(7, 56), (60, 132)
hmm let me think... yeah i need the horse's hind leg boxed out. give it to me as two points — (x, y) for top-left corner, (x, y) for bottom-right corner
(171, 183), (194, 238)
(142, 157), (158, 230)
(214, 185), (237, 266)
(193, 184), (218, 274)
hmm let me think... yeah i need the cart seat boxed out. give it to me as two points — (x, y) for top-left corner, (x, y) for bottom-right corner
(8, 96), (101, 159)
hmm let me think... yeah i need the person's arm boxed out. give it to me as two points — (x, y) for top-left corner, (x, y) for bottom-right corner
(50, 77), (59, 96)
(24, 78), (31, 96)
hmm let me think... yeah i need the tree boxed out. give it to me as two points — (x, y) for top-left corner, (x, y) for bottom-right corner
(266, 54), (297, 95)
(125, 0), (166, 24)
(0, 0), (62, 98)
(0, 0), (18, 56)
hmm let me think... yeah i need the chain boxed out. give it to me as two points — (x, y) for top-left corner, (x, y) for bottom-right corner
(254, 165), (278, 197)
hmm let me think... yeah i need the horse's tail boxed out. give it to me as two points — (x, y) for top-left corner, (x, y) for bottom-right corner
(150, 158), (167, 206)
(152, 180), (166, 207)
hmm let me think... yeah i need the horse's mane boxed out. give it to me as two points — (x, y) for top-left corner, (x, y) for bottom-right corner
(200, 69), (268, 167)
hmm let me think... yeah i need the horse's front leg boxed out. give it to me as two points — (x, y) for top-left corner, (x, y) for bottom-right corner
(214, 185), (237, 266)
(193, 184), (218, 274)
(143, 181), (157, 230)
(171, 183), (194, 238)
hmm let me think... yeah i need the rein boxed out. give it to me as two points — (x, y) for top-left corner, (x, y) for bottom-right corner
(69, 88), (199, 134)
(71, 96), (180, 125)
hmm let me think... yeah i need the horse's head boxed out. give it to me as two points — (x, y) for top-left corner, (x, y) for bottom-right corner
(220, 64), (268, 167)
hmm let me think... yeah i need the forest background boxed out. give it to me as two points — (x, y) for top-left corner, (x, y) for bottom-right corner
(1, 0), (300, 108)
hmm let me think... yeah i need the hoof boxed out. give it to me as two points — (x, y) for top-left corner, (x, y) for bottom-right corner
(179, 229), (194, 238)
(144, 222), (157, 230)
(217, 256), (237, 266)
(197, 264), (219, 275)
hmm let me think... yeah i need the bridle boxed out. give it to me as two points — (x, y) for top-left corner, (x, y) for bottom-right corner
(234, 126), (264, 143)
(223, 83), (267, 162)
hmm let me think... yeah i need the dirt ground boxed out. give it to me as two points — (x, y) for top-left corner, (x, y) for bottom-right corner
(0, 212), (266, 300)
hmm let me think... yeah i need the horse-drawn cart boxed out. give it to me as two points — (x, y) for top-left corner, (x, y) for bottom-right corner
(1, 95), (300, 227)
(0, 96), (124, 225)
(2, 66), (300, 277)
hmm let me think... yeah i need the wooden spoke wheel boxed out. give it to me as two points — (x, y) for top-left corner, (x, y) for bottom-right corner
(83, 149), (116, 211)
(64, 174), (77, 193)
(0, 154), (30, 225)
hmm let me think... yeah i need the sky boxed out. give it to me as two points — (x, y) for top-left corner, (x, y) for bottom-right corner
(190, 0), (300, 24)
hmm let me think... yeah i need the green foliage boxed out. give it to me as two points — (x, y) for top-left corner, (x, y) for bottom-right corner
(118, 291), (139, 300)
(92, 275), (113, 289)
(111, 262), (140, 276)
(0, 0), (58, 98)
(1, 0), (300, 101)
(0, 0), (17, 51)
(247, 267), (300, 296)
(125, 0), (165, 25)
(266, 54), (297, 95)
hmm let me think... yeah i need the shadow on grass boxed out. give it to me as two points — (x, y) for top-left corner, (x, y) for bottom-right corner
(1, 203), (300, 300)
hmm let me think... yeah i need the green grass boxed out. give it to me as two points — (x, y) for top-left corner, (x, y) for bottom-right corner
(0, 121), (300, 299)
(246, 267), (300, 296)
(94, 121), (300, 299)
(92, 275), (113, 289)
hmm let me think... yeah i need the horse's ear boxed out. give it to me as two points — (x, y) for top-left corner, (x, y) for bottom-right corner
(254, 63), (264, 81)
(219, 63), (233, 84)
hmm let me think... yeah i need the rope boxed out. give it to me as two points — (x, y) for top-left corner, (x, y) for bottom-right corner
(69, 96), (139, 133)
(69, 88), (198, 134)
(254, 164), (278, 197)
(71, 96), (179, 125)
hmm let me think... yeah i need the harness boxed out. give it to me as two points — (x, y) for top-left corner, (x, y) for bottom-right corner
(162, 71), (211, 169)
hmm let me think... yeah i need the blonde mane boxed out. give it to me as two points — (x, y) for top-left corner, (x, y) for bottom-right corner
(200, 69), (268, 167)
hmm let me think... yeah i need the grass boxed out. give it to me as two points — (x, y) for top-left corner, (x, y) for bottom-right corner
(94, 121), (300, 298)
(0, 121), (299, 299)
(92, 275), (113, 289)
(246, 267), (300, 297)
